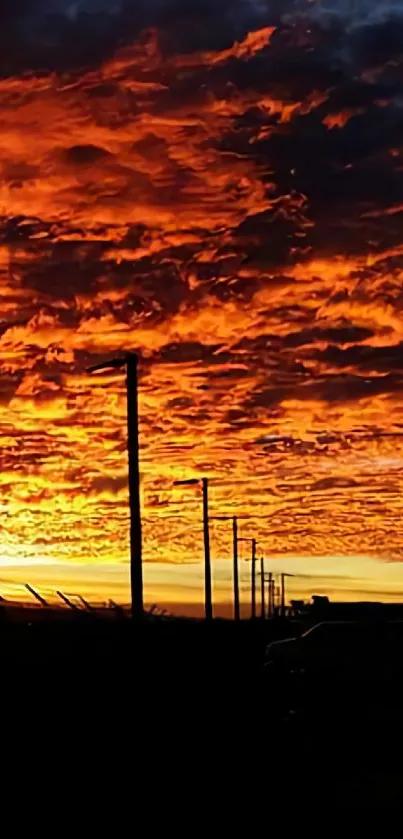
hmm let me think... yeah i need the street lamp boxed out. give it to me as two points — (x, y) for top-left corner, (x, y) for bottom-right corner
(173, 477), (212, 621)
(264, 571), (276, 618)
(88, 354), (143, 620)
(210, 515), (240, 622)
(267, 572), (274, 619)
(237, 537), (257, 620)
(281, 573), (294, 617)
(260, 557), (265, 620)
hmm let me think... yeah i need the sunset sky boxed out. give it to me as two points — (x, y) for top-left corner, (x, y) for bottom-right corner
(2, 0), (403, 614)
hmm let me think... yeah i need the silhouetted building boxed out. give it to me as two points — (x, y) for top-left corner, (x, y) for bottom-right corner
(309, 597), (403, 621)
(290, 599), (305, 616)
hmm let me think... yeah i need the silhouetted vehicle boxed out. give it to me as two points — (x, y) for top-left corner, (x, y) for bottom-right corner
(265, 620), (403, 683)
(264, 621), (403, 746)
(264, 621), (403, 794)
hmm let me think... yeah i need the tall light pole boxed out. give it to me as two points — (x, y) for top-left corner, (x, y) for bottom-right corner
(174, 477), (212, 620)
(88, 354), (143, 619)
(202, 478), (212, 621)
(271, 578), (277, 617)
(238, 537), (257, 619)
(233, 516), (240, 622)
(267, 572), (274, 619)
(260, 556), (265, 620)
(281, 573), (294, 617)
(251, 538), (257, 620)
(210, 514), (240, 621)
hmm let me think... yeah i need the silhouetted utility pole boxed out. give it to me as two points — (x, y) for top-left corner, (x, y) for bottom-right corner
(281, 573), (294, 617)
(88, 354), (143, 619)
(26, 584), (48, 608)
(238, 537), (257, 619)
(233, 516), (240, 621)
(273, 580), (278, 616)
(260, 557), (265, 619)
(202, 478), (212, 621)
(210, 514), (240, 621)
(280, 573), (286, 617)
(251, 539), (257, 619)
(266, 573), (277, 619)
(174, 477), (212, 620)
(267, 573), (273, 618)
(126, 355), (143, 620)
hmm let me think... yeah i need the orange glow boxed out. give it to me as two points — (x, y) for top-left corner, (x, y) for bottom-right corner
(1, 10), (403, 610)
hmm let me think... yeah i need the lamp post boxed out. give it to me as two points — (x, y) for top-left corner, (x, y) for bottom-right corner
(174, 477), (212, 621)
(260, 557), (265, 620)
(233, 516), (240, 622)
(281, 573), (294, 617)
(238, 537), (257, 619)
(209, 515), (240, 621)
(267, 572), (273, 618)
(88, 354), (143, 619)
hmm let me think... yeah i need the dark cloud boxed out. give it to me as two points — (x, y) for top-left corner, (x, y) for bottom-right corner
(245, 373), (403, 415)
(317, 342), (403, 373)
(310, 476), (358, 491)
(64, 145), (112, 165)
(284, 324), (374, 348)
(1, 0), (402, 74)
(0, 0), (272, 73)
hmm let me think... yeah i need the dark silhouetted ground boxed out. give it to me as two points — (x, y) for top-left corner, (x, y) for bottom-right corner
(2, 608), (403, 809)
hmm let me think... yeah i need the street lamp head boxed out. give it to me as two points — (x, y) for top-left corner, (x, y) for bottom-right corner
(87, 357), (128, 375)
(87, 353), (139, 375)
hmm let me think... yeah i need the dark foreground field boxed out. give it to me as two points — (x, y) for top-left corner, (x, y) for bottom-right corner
(2, 611), (403, 809)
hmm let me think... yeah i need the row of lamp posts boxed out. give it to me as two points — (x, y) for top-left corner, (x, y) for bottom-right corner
(172, 482), (267, 622)
(88, 354), (293, 621)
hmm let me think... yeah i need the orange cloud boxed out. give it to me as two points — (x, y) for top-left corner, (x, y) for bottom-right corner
(0, 11), (403, 607)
